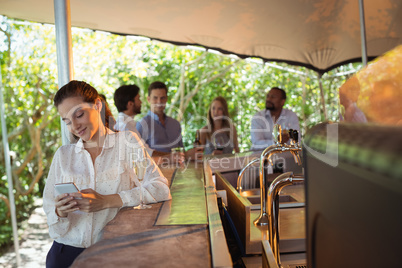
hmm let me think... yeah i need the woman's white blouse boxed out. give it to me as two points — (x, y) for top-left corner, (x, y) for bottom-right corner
(43, 130), (171, 248)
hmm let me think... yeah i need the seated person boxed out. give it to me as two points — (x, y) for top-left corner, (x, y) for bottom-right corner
(136, 81), (202, 160)
(113, 85), (143, 136)
(99, 93), (117, 130)
(43, 80), (171, 268)
(199, 96), (239, 155)
(250, 87), (300, 150)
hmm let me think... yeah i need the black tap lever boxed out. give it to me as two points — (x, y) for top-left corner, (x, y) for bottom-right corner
(292, 130), (298, 143)
(288, 129), (294, 140)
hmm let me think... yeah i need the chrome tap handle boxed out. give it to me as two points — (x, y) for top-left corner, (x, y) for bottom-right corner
(236, 157), (260, 192)
(267, 172), (304, 267)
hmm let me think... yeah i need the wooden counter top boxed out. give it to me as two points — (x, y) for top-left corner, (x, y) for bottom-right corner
(71, 165), (219, 268)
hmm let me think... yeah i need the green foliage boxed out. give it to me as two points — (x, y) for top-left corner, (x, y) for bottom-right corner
(0, 15), (357, 252)
(0, 18), (60, 249)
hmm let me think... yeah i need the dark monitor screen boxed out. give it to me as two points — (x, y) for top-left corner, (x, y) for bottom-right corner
(303, 123), (402, 268)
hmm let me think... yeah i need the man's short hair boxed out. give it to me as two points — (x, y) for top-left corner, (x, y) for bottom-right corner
(114, 85), (140, 112)
(148, 81), (168, 96)
(270, 87), (287, 100)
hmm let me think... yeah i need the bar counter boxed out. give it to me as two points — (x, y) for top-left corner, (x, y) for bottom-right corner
(72, 163), (231, 268)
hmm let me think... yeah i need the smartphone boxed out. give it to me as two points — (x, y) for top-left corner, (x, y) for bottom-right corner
(55, 182), (79, 195)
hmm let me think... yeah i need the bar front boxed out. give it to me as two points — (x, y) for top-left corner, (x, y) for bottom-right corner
(71, 163), (232, 268)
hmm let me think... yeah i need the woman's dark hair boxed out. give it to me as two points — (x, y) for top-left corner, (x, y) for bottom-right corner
(206, 96), (231, 139)
(99, 94), (117, 130)
(54, 80), (114, 130)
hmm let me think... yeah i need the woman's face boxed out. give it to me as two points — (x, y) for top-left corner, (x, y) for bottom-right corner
(58, 96), (102, 142)
(211, 100), (225, 120)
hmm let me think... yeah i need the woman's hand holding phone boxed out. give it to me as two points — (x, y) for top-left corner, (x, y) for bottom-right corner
(69, 189), (108, 213)
(54, 183), (122, 215)
(54, 183), (80, 217)
(55, 193), (79, 217)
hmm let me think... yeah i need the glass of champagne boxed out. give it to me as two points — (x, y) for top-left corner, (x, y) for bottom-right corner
(133, 148), (152, 209)
(273, 124), (282, 144)
(171, 147), (185, 168)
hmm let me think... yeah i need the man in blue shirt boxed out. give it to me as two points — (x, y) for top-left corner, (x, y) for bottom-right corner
(136, 81), (202, 160)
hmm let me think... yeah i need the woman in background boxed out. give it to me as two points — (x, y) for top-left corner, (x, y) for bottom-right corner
(43, 80), (171, 268)
(199, 96), (239, 155)
(99, 93), (117, 130)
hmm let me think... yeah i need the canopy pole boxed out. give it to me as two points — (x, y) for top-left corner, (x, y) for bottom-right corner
(317, 72), (327, 120)
(54, 0), (74, 145)
(301, 69), (307, 134)
(359, 0), (368, 66)
(0, 66), (21, 267)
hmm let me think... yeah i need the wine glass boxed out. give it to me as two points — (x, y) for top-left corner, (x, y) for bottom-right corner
(132, 148), (152, 209)
(171, 147), (185, 168)
(213, 134), (225, 151)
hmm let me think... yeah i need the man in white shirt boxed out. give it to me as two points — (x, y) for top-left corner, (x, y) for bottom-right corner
(114, 84), (184, 164)
(250, 87), (300, 151)
(114, 85), (142, 134)
(114, 85), (151, 151)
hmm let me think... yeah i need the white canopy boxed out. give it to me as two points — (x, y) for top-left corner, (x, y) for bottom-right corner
(2, 0), (402, 73)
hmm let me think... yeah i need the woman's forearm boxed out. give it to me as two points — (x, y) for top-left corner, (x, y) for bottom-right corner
(104, 194), (123, 209)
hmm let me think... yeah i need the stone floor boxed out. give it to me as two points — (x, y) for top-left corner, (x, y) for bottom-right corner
(0, 199), (52, 268)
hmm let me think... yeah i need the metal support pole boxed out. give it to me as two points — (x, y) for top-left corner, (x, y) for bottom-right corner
(317, 72), (327, 120)
(54, 0), (74, 145)
(359, 0), (368, 66)
(0, 68), (21, 266)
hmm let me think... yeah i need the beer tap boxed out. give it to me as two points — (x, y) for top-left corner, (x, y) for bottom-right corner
(253, 125), (302, 226)
(268, 172), (304, 266)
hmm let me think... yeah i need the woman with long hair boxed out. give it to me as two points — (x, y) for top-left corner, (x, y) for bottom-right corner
(99, 93), (117, 130)
(43, 80), (171, 267)
(199, 96), (239, 155)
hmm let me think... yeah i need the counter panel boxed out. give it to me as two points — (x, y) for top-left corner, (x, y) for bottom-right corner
(72, 166), (212, 268)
